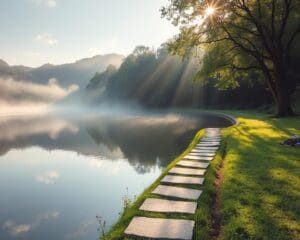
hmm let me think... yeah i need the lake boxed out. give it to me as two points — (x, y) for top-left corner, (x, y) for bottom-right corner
(0, 109), (232, 240)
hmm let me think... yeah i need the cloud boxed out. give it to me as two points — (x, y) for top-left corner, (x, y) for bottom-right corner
(36, 171), (60, 184)
(65, 219), (97, 239)
(0, 77), (78, 116)
(0, 77), (78, 103)
(2, 222), (31, 236)
(0, 115), (79, 141)
(32, 0), (57, 8)
(47, 0), (56, 7)
(2, 211), (60, 236)
(36, 33), (58, 46)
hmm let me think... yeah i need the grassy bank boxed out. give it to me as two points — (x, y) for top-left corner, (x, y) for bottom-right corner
(103, 127), (219, 240)
(103, 111), (300, 240)
(219, 111), (300, 240)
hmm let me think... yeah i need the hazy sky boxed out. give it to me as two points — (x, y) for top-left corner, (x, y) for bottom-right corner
(0, 0), (177, 67)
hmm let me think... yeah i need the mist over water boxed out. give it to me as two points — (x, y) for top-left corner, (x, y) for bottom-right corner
(0, 108), (232, 240)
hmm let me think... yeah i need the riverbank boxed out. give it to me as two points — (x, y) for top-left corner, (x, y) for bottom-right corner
(103, 111), (300, 240)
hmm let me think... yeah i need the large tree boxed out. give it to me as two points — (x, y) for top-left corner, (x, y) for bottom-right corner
(162, 0), (300, 116)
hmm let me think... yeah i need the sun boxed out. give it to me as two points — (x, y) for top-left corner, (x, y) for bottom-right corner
(205, 6), (215, 17)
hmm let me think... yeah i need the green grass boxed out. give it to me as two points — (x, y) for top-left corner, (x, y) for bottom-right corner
(219, 111), (300, 240)
(102, 110), (300, 240)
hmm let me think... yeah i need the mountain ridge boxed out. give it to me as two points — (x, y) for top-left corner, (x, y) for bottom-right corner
(0, 53), (124, 88)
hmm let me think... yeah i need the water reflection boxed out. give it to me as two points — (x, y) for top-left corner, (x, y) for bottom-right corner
(0, 111), (231, 172)
(0, 110), (232, 240)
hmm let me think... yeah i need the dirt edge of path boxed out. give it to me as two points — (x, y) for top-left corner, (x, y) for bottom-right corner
(211, 142), (227, 239)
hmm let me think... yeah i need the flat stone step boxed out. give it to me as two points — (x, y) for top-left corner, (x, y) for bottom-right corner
(206, 127), (220, 131)
(200, 140), (221, 144)
(205, 135), (221, 138)
(206, 132), (220, 136)
(194, 146), (219, 151)
(125, 217), (194, 240)
(140, 198), (197, 214)
(152, 185), (202, 200)
(198, 140), (220, 144)
(197, 143), (220, 147)
(169, 167), (206, 176)
(161, 175), (204, 185)
(201, 137), (221, 141)
(191, 149), (217, 153)
(188, 152), (216, 157)
(184, 155), (214, 161)
(205, 132), (221, 135)
(177, 160), (209, 169)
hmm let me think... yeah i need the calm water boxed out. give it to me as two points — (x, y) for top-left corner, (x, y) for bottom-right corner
(0, 110), (231, 240)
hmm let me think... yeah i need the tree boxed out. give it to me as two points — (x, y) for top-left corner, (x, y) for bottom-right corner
(162, 0), (300, 116)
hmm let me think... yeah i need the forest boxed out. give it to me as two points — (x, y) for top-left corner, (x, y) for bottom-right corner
(86, 45), (278, 110)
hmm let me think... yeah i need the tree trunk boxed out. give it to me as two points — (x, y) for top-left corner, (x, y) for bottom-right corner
(275, 83), (294, 117)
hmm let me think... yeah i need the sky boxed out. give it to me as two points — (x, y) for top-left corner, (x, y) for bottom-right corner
(0, 0), (178, 67)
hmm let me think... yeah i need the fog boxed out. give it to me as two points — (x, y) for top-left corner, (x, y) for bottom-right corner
(0, 77), (78, 116)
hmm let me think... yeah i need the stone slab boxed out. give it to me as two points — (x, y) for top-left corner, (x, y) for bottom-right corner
(194, 146), (219, 151)
(197, 143), (220, 147)
(205, 131), (221, 135)
(191, 149), (217, 153)
(184, 155), (214, 161)
(152, 185), (202, 200)
(140, 198), (197, 214)
(199, 140), (220, 143)
(188, 152), (216, 157)
(199, 140), (220, 144)
(161, 175), (204, 185)
(177, 160), (209, 169)
(205, 134), (221, 138)
(203, 136), (221, 138)
(125, 217), (194, 240)
(201, 137), (222, 140)
(206, 127), (220, 131)
(169, 167), (206, 176)
(206, 130), (220, 135)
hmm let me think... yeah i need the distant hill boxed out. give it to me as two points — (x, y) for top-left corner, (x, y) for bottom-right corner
(0, 54), (124, 88)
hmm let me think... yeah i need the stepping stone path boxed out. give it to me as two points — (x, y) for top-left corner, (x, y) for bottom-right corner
(161, 175), (205, 185)
(184, 155), (214, 161)
(152, 185), (202, 200)
(125, 217), (195, 240)
(196, 142), (220, 147)
(169, 167), (206, 176)
(191, 149), (217, 154)
(201, 138), (221, 142)
(194, 146), (219, 151)
(188, 152), (216, 157)
(140, 198), (197, 214)
(124, 128), (221, 239)
(176, 160), (209, 169)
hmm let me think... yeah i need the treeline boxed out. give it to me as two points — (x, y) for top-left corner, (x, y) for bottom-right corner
(86, 46), (273, 109)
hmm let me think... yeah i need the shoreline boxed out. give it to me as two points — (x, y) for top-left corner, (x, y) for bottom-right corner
(102, 111), (237, 240)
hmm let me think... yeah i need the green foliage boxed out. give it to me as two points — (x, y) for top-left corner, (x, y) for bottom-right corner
(162, 0), (300, 115)
(86, 45), (273, 109)
(86, 64), (117, 91)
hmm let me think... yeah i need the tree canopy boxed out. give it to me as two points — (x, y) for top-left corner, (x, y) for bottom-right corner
(162, 0), (300, 116)
(86, 45), (272, 109)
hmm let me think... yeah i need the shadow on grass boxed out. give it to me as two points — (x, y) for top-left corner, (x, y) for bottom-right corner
(220, 116), (300, 240)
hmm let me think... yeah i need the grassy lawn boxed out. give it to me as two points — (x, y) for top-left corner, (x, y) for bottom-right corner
(219, 112), (300, 240)
(102, 111), (300, 240)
